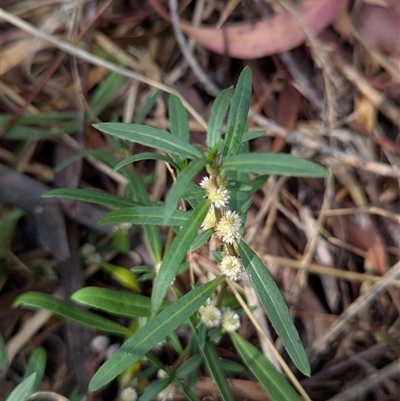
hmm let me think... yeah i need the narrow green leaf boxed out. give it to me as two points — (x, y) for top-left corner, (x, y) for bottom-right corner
(175, 354), (203, 379)
(113, 152), (173, 173)
(125, 170), (162, 263)
(0, 209), (25, 259)
(169, 95), (190, 143)
(3, 125), (64, 141)
(99, 206), (191, 226)
(0, 334), (7, 369)
(183, 183), (206, 208)
(220, 359), (245, 375)
(221, 66), (252, 162)
(151, 200), (211, 315)
(231, 333), (302, 401)
(222, 152), (329, 177)
(163, 158), (208, 225)
(42, 188), (138, 209)
(6, 372), (36, 401)
(89, 71), (125, 116)
(134, 89), (163, 124)
(241, 130), (265, 142)
(207, 86), (234, 150)
(71, 287), (170, 318)
(237, 241), (310, 376)
(201, 340), (234, 401)
(167, 331), (183, 354)
(13, 292), (131, 337)
(24, 347), (47, 392)
(140, 379), (170, 401)
(89, 277), (224, 391)
(179, 383), (202, 401)
(93, 123), (203, 160)
(189, 228), (213, 251)
(0, 112), (77, 125)
(100, 262), (140, 291)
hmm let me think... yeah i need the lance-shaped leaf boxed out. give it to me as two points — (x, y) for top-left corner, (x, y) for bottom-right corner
(169, 95), (190, 143)
(42, 188), (138, 209)
(237, 241), (310, 376)
(231, 333), (302, 401)
(113, 152), (174, 173)
(93, 123), (203, 160)
(6, 372), (36, 401)
(221, 66), (252, 162)
(201, 340), (234, 401)
(89, 277), (224, 392)
(24, 347), (46, 393)
(134, 89), (163, 124)
(71, 287), (171, 318)
(125, 170), (162, 263)
(163, 158), (208, 225)
(99, 206), (191, 226)
(151, 200), (211, 315)
(207, 86), (234, 150)
(189, 228), (213, 251)
(13, 292), (131, 337)
(222, 152), (329, 177)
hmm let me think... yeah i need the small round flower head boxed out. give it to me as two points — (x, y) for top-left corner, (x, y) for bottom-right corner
(157, 369), (168, 380)
(201, 205), (217, 230)
(157, 384), (175, 401)
(90, 335), (110, 353)
(219, 255), (244, 281)
(199, 176), (214, 190)
(154, 262), (162, 274)
(207, 186), (230, 209)
(200, 176), (229, 209)
(81, 243), (102, 265)
(81, 243), (96, 257)
(215, 210), (242, 244)
(106, 343), (120, 359)
(221, 308), (241, 332)
(120, 387), (138, 401)
(119, 373), (133, 389)
(199, 303), (222, 328)
(119, 223), (132, 232)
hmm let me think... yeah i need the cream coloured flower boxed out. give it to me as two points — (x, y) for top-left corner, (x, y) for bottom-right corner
(199, 303), (221, 328)
(201, 205), (217, 230)
(120, 387), (138, 401)
(219, 255), (244, 281)
(215, 210), (242, 244)
(207, 186), (230, 209)
(199, 175), (229, 209)
(157, 385), (175, 401)
(199, 176), (214, 190)
(221, 307), (241, 332)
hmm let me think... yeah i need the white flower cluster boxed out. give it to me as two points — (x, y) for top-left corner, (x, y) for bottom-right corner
(219, 255), (244, 281)
(200, 176), (230, 209)
(199, 176), (242, 243)
(215, 210), (242, 244)
(157, 370), (175, 400)
(199, 301), (241, 332)
(119, 387), (138, 401)
(81, 243), (101, 266)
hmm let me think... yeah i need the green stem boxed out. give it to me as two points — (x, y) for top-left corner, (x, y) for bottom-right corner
(215, 280), (227, 308)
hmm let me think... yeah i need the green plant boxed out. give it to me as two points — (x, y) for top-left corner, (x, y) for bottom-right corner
(14, 66), (328, 401)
